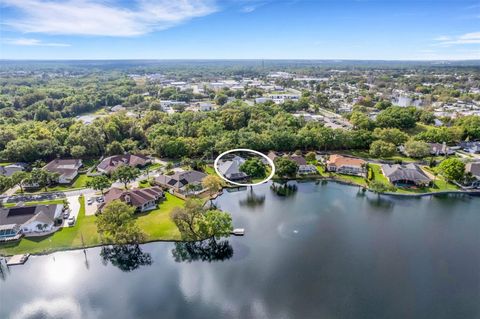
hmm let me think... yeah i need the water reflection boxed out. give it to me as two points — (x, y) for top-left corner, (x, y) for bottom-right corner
(270, 182), (298, 197)
(172, 239), (233, 263)
(239, 188), (265, 208)
(100, 244), (152, 272)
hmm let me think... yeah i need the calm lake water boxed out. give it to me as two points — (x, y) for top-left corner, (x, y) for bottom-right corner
(1, 182), (479, 319)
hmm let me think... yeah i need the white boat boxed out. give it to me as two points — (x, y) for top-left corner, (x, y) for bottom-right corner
(231, 228), (245, 236)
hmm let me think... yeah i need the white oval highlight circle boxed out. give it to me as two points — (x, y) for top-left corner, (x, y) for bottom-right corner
(214, 148), (276, 187)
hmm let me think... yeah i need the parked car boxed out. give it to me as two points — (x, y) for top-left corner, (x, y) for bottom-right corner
(67, 216), (76, 226)
(87, 198), (94, 205)
(63, 210), (70, 219)
(96, 196), (104, 203)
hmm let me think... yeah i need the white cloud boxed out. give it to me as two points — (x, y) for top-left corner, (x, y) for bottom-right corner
(1, 0), (218, 36)
(4, 37), (71, 46)
(434, 31), (480, 46)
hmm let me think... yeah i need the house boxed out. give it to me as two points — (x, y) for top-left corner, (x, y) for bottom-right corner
(326, 155), (366, 176)
(0, 204), (64, 240)
(217, 156), (248, 181)
(97, 154), (150, 174)
(100, 187), (164, 213)
(428, 143), (454, 156)
(381, 163), (432, 187)
(0, 163), (26, 177)
(460, 141), (480, 154)
(154, 170), (207, 194)
(465, 162), (480, 188)
(44, 159), (83, 184)
(288, 154), (317, 175)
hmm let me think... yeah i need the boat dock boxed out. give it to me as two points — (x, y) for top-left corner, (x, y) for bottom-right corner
(6, 254), (30, 266)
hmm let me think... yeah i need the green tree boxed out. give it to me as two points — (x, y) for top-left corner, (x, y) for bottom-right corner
(437, 158), (465, 182)
(305, 151), (316, 163)
(215, 94), (228, 106)
(10, 171), (29, 193)
(350, 111), (374, 130)
(171, 199), (233, 241)
(106, 141), (125, 156)
(369, 140), (396, 158)
(240, 158), (266, 178)
(376, 106), (416, 129)
(96, 200), (145, 244)
(112, 165), (140, 189)
(70, 145), (86, 158)
(372, 128), (409, 146)
(404, 140), (430, 158)
(369, 180), (392, 194)
(86, 175), (112, 195)
(202, 175), (223, 199)
(28, 169), (59, 192)
(274, 157), (298, 178)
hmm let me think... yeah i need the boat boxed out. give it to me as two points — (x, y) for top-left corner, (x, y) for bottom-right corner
(231, 228), (245, 236)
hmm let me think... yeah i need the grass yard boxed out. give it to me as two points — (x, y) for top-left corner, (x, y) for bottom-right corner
(369, 164), (390, 184)
(204, 165), (216, 175)
(332, 173), (368, 186)
(135, 193), (183, 241)
(72, 174), (93, 188)
(0, 193), (185, 256)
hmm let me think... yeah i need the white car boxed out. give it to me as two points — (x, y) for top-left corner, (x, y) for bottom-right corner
(87, 198), (94, 205)
(67, 216), (76, 226)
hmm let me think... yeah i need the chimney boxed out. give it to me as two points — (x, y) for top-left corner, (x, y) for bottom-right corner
(124, 194), (131, 203)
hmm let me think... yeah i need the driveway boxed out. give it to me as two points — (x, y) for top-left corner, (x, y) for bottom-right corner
(63, 195), (80, 227)
(85, 194), (99, 216)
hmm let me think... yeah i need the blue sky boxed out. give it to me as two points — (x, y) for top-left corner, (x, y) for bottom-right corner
(0, 0), (479, 60)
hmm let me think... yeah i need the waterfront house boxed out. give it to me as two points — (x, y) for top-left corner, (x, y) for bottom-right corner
(217, 156), (248, 181)
(465, 162), (480, 188)
(326, 155), (366, 176)
(97, 154), (150, 174)
(288, 154), (317, 175)
(0, 204), (64, 240)
(154, 170), (207, 194)
(44, 159), (82, 184)
(381, 164), (432, 187)
(100, 187), (164, 213)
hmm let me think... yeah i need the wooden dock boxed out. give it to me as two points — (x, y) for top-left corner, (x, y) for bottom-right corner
(7, 254), (30, 266)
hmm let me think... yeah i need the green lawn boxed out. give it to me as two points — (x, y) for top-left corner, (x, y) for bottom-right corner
(370, 164), (390, 184)
(136, 193), (183, 241)
(204, 165), (216, 175)
(0, 193), (185, 256)
(332, 173), (368, 186)
(72, 174), (92, 188)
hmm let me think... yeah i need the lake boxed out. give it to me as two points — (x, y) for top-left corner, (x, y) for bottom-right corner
(1, 181), (479, 319)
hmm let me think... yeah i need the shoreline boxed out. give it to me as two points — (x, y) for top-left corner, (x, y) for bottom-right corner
(2, 180), (479, 258)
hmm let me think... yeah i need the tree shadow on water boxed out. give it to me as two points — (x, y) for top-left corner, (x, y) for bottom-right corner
(100, 244), (152, 272)
(239, 188), (265, 208)
(171, 238), (233, 263)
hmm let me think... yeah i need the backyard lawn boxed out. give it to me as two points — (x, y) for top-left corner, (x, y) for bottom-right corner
(72, 174), (93, 188)
(0, 193), (185, 256)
